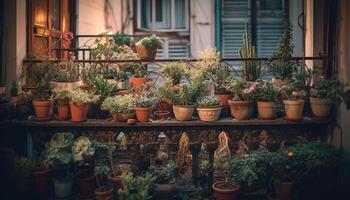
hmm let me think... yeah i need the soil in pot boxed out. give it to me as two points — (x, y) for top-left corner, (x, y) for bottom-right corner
(53, 177), (73, 199)
(70, 102), (89, 122)
(57, 104), (70, 120)
(228, 100), (254, 120)
(95, 187), (113, 200)
(309, 97), (332, 119)
(135, 107), (153, 122)
(112, 112), (135, 122)
(212, 181), (240, 200)
(273, 180), (293, 199)
(32, 169), (51, 196)
(128, 77), (152, 89)
(153, 183), (176, 200)
(156, 100), (173, 116)
(136, 45), (157, 60)
(33, 100), (52, 120)
(173, 105), (195, 121)
(283, 100), (305, 121)
(154, 111), (170, 121)
(77, 170), (96, 197)
(257, 101), (276, 120)
(197, 106), (222, 121)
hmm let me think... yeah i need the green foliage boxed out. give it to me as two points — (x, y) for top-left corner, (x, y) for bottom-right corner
(197, 96), (221, 107)
(152, 161), (176, 184)
(72, 136), (95, 163)
(213, 66), (231, 93)
(160, 62), (187, 85)
(280, 85), (307, 101)
(14, 157), (35, 192)
(50, 60), (79, 82)
(136, 34), (163, 48)
(118, 172), (155, 200)
(94, 165), (110, 176)
(124, 63), (147, 78)
(290, 65), (316, 90)
(255, 81), (279, 102)
(100, 95), (135, 114)
(114, 32), (132, 46)
(135, 96), (156, 108)
(33, 63), (53, 100)
(52, 88), (71, 105)
(113, 71), (128, 82)
(239, 24), (261, 81)
(224, 77), (256, 101)
(214, 156), (230, 183)
(45, 132), (74, 165)
(17, 91), (33, 104)
(70, 90), (100, 103)
(91, 76), (116, 98)
(92, 141), (109, 164)
(91, 34), (116, 60)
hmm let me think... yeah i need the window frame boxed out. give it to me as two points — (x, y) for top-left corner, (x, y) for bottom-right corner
(136, 0), (190, 32)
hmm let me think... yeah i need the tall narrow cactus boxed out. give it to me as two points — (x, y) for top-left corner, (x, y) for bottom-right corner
(239, 24), (261, 81)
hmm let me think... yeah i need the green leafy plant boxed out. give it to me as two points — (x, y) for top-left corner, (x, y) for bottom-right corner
(72, 136), (95, 165)
(197, 96), (221, 107)
(135, 96), (156, 108)
(114, 32), (132, 46)
(45, 132), (75, 165)
(160, 62), (187, 85)
(124, 63), (148, 78)
(213, 66), (231, 94)
(94, 165), (111, 191)
(70, 91), (100, 103)
(136, 34), (163, 48)
(113, 71), (128, 82)
(117, 171), (154, 200)
(17, 91), (33, 104)
(214, 156), (238, 188)
(52, 88), (71, 105)
(100, 95), (135, 114)
(280, 85), (307, 101)
(152, 160), (176, 184)
(239, 24), (261, 81)
(50, 60), (79, 82)
(224, 77), (256, 101)
(91, 76), (116, 98)
(255, 81), (279, 102)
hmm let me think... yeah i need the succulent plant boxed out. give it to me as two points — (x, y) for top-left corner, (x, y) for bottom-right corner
(100, 95), (135, 114)
(70, 91), (100, 103)
(114, 32), (132, 46)
(160, 62), (187, 85)
(52, 88), (71, 105)
(136, 34), (163, 48)
(135, 96), (156, 108)
(91, 76), (116, 98)
(197, 96), (221, 107)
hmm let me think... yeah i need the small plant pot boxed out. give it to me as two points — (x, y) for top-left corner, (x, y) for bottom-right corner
(228, 100), (254, 120)
(51, 81), (79, 90)
(33, 100), (52, 120)
(70, 101), (89, 122)
(128, 77), (152, 89)
(197, 106), (222, 121)
(273, 180), (293, 199)
(53, 178), (73, 199)
(32, 169), (51, 196)
(212, 181), (240, 200)
(136, 45), (157, 60)
(107, 172), (123, 192)
(153, 183), (176, 199)
(309, 97), (332, 119)
(215, 93), (231, 117)
(57, 104), (70, 120)
(111, 112), (135, 122)
(173, 105), (195, 121)
(95, 187), (113, 200)
(154, 111), (170, 121)
(156, 100), (173, 116)
(135, 107), (153, 122)
(78, 170), (96, 196)
(257, 101), (276, 120)
(283, 100), (305, 121)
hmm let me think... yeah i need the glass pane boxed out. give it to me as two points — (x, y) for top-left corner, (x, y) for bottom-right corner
(141, 0), (152, 29)
(50, 0), (60, 30)
(156, 0), (171, 29)
(259, 0), (282, 10)
(156, 0), (163, 22)
(175, 0), (186, 29)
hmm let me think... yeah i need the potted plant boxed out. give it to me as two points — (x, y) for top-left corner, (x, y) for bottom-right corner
(32, 156), (53, 197)
(151, 161), (177, 199)
(91, 76), (116, 119)
(101, 95), (136, 122)
(281, 85), (306, 121)
(213, 66), (232, 117)
(225, 77), (256, 120)
(15, 91), (33, 120)
(197, 96), (222, 121)
(52, 88), (71, 120)
(112, 71), (128, 90)
(160, 62), (187, 86)
(72, 136), (96, 197)
(126, 63), (152, 89)
(94, 165), (113, 200)
(309, 77), (350, 118)
(135, 34), (163, 60)
(157, 81), (176, 116)
(134, 96), (156, 122)
(239, 23), (261, 82)
(45, 132), (75, 199)
(114, 32), (132, 46)
(69, 91), (100, 122)
(255, 81), (279, 119)
(50, 60), (80, 90)
(213, 156), (240, 200)
(32, 85), (53, 121)
(117, 172), (154, 200)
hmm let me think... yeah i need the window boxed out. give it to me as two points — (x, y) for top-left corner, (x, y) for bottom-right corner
(137, 0), (189, 31)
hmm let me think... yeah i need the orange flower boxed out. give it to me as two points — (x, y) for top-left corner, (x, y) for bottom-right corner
(287, 151), (294, 157)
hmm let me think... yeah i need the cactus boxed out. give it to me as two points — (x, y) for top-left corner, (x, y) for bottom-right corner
(239, 24), (261, 81)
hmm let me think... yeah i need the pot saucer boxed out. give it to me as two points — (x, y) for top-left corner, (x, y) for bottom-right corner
(283, 116), (304, 121)
(55, 115), (70, 121)
(35, 116), (53, 122)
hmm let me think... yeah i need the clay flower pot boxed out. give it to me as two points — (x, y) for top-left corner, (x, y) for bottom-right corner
(309, 97), (332, 118)
(173, 105), (195, 121)
(273, 180), (293, 199)
(154, 111), (170, 121)
(78, 170), (96, 196)
(153, 183), (176, 199)
(107, 172), (123, 192)
(197, 106), (222, 121)
(95, 187), (113, 200)
(283, 100), (305, 121)
(215, 93), (231, 117)
(212, 181), (240, 200)
(228, 100), (254, 120)
(57, 104), (70, 120)
(111, 112), (135, 122)
(128, 77), (152, 89)
(156, 100), (173, 116)
(32, 169), (51, 196)
(136, 45), (157, 60)
(33, 100), (52, 120)
(257, 101), (276, 120)
(135, 107), (153, 122)
(70, 101), (89, 122)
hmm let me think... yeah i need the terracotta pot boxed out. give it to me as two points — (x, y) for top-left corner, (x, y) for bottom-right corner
(134, 107), (153, 122)
(128, 77), (152, 89)
(153, 183), (176, 200)
(57, 104), (70, 120)
(51, 81), (79, 90)
(228, 100), (254, 120)
(136, 45), (157, 60)
(70, 101), (89, 122)
(78, 170), (96, 196)
(33, 100), (52, 120)
(257, 101), (276, 120)
(107, 172), (123, 192)
(22, 85), (38, 93)
(274, 180), (293, 199)
(212, 181), (240, 200)
(154, 111), (170, 121)
(197, 106), (222, 121)
(173, 105), (195, 121)
(156, 101), (173, 115)
(111, 112), (135, 122)
(95, 187), (113, 200)
(272, 78), (291, 88)
(310, 97), (332, 118)
(283, 100), (305, 121)
(32, 169), (51, 196)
